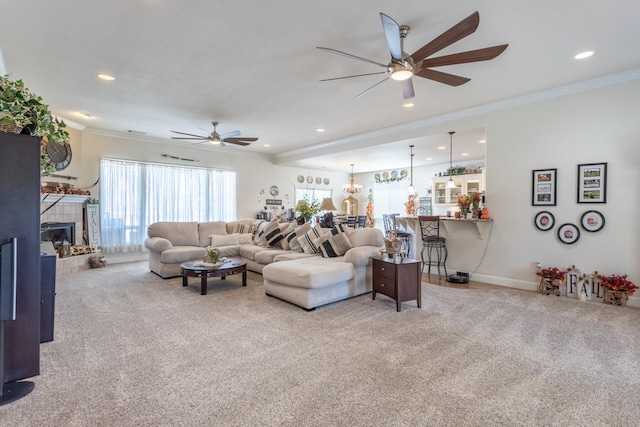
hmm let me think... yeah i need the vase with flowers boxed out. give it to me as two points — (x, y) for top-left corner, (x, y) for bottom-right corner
(536, 267), (566, 296)
(457, 194), (472, 217)
(295, 198), (320, 223)
(600, 274), (638, 307)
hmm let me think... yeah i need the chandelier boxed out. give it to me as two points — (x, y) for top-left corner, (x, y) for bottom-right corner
(446, 131), (456, 189)
(343, 163), (362, 194)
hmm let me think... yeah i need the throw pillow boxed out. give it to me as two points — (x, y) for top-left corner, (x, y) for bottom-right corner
(286, 222), (311, 252)
(210, 233), (239, 246)
(259, 218), (285, 247)
(253, 220), (269, 245)
(316, 232), (354, 258)
(297, 224), (324, 254)
(279, 221), (298, 250)
(233, 222), (256, 234)
(237, 233), (254, 245)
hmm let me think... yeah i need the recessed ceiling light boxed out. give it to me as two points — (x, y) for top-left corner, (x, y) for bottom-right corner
(316, 128), (325, 132)
(461, 153), (469, 156)
(78, 111), (93, 118)
(479, 139), (486, 144)
(437, 146), (446, 150)
(575, 51), (594, 60)
(425, 157), (432, 161)
(403, 102), (415, 108)
(97, 73), (115, 81)
(263, 144), (271, 147)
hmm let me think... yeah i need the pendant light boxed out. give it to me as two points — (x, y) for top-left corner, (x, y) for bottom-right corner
(408, 144), (416, 196)
(343, 163), (362, 194)
(446, 131), (456, 189)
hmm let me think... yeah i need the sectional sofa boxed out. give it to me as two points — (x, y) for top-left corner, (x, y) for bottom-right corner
(144, 218), (385, 310)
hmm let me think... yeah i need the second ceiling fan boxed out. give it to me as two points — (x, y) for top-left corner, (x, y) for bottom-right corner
(170, 121), (258, 147)
(317, 11), (508, 99)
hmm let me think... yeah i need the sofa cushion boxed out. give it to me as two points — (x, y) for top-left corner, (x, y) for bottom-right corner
(254, 221), (269, 245)
(316, 231), (354, 258)
(254, 248), (291, 264)
(148, 222), (199, 247)
(259, 219), (284, 247)
(262, 260), (354, 289)
(348, 227), (384, 247)
(160, 246), (206, 264)
(239, 244), (271, 261)
(210, 233), (239, 246)
(198, 222), (227, 247)
(285, 223), (310, 252)
(298, 224), (324, 254)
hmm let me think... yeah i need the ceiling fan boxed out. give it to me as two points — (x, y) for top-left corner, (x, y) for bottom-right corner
(317, 11), (508, 99)
(170, 121), (258, 146)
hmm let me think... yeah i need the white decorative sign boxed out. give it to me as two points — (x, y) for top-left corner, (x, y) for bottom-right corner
(85, 203), (101, 247)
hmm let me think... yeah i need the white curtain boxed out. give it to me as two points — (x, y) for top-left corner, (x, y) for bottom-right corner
(100, 159), (236, 253)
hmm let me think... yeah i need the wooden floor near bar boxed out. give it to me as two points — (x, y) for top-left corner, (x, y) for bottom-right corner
(422, 273), (504, 290)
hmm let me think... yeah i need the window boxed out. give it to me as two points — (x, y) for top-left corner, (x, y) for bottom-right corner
(295, 188), (332, 207)
(100, 159), (236, 253)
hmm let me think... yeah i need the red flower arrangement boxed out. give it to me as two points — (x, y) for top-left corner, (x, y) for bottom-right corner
(600, 274), (638, 296)
(536, 267), (566, 281)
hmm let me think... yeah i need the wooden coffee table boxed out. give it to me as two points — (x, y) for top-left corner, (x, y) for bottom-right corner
(180, 258), (247, 295)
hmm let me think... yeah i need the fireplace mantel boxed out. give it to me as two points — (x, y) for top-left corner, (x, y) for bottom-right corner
(41, 194), (90, 204)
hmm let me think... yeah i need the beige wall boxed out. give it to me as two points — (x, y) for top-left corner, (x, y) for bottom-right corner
(46, 78), (640, 294)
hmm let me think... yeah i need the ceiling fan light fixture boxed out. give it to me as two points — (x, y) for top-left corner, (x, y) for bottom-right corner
(210, 137), (221, 144)
(390, 62), (414, 81)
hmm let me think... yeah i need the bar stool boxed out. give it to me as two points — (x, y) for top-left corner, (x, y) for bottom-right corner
(418, 215), (448, 278)
(382, 213), (412, 256)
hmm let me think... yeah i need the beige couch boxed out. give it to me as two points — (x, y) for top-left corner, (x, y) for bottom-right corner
(144, 219), (385, 310)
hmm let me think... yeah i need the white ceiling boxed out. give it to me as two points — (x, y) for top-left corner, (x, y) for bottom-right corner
(1, 1), (639, 173)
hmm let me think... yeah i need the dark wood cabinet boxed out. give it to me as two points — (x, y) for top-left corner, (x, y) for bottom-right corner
(372, 256), (422, 312)
(0, 133), (41, 382)
(40, 254), (56, 343)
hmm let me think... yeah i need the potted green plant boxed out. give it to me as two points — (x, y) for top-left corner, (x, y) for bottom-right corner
(1, 75), (70, 141)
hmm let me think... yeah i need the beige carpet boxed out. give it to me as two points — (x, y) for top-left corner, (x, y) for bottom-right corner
(1, 261), (639, 426)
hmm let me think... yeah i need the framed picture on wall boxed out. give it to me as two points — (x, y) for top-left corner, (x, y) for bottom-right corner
(577, 162), (607, 203)
(534, 211), (555, 231)
(532, 168), (557, 206)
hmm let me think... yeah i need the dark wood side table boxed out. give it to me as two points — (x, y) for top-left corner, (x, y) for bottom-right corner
(371, 255), (422, 312)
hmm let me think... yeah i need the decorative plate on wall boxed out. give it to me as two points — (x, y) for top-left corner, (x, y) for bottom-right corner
(297, 175), (305, 183)
(534, 211), (555, 231)
(557, 223), (580, 244)
(323, 178), (330, 185)
(580, 210), (605, 232)
(307, 175), (313, 184)
(315, 176), (322, 184)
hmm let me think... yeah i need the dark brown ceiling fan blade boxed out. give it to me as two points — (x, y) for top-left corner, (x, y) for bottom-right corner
(411, 11), (480, 62)
(170, 130), (209, 138)
(320, 71), (388, 82)
(420, 44), (508, 68)
(414, 68), (470, 86)
(224, 137), (257, 142)
(355, 77), (389, 99)
(316, 47), (388, 68)
(402, 79), (415, 99)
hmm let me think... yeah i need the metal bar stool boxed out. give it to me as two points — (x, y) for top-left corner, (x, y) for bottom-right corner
(418, 215), (448, 278)
(382, 213), (412, 256)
